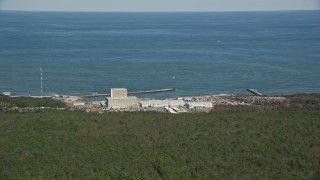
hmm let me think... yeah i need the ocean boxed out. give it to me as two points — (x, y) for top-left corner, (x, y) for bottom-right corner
(0, 10), (320, 98)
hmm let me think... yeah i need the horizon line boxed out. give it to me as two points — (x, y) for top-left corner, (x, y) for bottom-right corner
(1, 8), (320, 13)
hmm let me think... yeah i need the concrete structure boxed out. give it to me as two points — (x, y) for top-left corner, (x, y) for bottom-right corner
(247, 88), (264, 96)
(139, 100), (162, 108)
(107, 88), (138, 109)
(172, 107), (187, 113)
(139, 99), (185, 108)
(107, 96), (138, 109)
(111, 88), (128, 98)
(167, 100), (186, 107)
(72, 102), (85, 109)
(165, 107), (177, 114)
(185, 102), (213, 109)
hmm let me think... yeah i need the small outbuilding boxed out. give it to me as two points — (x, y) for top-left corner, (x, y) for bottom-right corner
(72, 101), (85, 109)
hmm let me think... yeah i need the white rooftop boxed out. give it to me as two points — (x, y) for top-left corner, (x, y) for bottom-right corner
(110, 88), (127, 90)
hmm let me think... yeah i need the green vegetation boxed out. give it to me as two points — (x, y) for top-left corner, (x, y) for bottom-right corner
(0, 94), (66, 108)
(287, 93), (320, 110)
(0, 94), (319, 179)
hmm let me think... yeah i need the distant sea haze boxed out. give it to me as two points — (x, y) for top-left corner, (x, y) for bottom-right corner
(0, 10), (319, 98)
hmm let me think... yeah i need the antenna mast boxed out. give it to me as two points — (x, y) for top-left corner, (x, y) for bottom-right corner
(40, 65), (43, 99)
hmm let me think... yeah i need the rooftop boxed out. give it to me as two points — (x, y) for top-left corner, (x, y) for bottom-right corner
(110, 88), (127, 90)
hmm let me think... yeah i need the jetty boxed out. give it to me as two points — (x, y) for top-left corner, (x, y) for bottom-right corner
(247, 89), (264, 96)
(81, 88), (175, 98)
(128, 88), (175, 95)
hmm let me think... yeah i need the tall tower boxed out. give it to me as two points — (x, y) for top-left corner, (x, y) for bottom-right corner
(40, 65), (43, 99)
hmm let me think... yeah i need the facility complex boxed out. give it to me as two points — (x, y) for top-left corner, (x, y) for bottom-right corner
(104, 88), (221, 112)
(62, 88), (259, 113)
(2, 88), (287, 113)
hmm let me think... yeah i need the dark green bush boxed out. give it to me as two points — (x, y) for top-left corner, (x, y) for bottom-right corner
(0, 110), (319, 179)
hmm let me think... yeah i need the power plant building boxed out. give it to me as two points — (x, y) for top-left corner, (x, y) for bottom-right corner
(107, 88), (138, 109)
(111, 88), (128, 98)
(139, 99), (185, 108)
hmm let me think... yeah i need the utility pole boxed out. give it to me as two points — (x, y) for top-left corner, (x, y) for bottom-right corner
(40, 65), (43, 99)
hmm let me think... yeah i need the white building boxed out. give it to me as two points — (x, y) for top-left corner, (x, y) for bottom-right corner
(107, 88), (138, 109)
(111, 88), (127, 98)
(139, 100), (163, 108)
(139, 99), (185, 108)
(107, 96), (138, 109)
(72, 101), (85, 108)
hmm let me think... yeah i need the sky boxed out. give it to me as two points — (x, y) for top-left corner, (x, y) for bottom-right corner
(0, 0), (319, 12)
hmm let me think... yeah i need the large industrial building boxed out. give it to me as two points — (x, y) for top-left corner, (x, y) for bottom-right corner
(110, 88), (127, 98)
(106, 88), (138, 109)
(139, 99), (185, 108)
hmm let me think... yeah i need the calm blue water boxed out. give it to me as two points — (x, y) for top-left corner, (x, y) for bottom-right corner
(0, 10), (320, 98)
